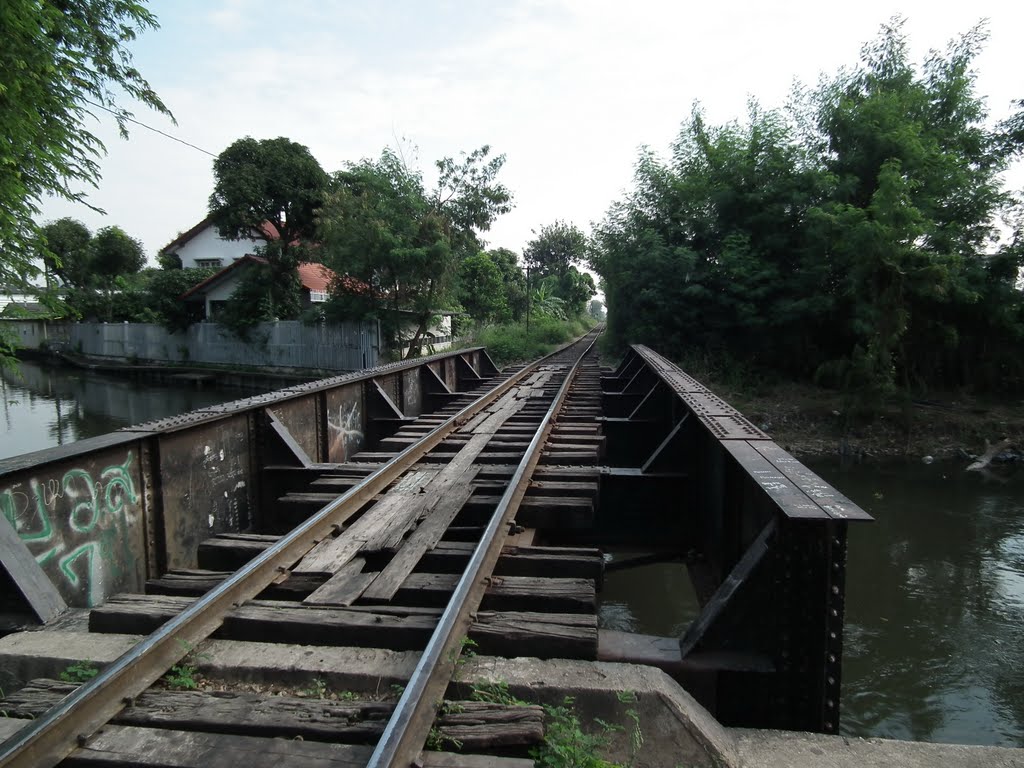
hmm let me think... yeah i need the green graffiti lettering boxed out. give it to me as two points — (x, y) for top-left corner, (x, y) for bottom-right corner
(62, 469), (99, 533)
(102, 451), (139, 516)
(58, 543), (96, 589)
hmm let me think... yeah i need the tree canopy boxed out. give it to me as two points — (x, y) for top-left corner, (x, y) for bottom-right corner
(319, 145), (512, 356)
(1, 0), (170, 291)
(592, 20), (1024, 405)
(209, 136), (329, 251)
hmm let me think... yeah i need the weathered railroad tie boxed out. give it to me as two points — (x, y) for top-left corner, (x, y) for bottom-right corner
(0, 331), (872, 767)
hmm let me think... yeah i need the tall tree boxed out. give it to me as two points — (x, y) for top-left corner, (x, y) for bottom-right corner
(40, 218), (93, 288)
(91, 225), (145, 278)
(1, 0), (171, 295)
(458, 252), (507, 325)
(320, 145), (512, 356)
(523, 221), (588, 280)
(209, 136), (328, 329)
(209, 136), (328, 255)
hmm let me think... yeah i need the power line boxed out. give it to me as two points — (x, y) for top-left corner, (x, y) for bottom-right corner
(83, 99), (217, 158)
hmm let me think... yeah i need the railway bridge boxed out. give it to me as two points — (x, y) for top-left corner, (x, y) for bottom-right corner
(0, 329), (875, 767)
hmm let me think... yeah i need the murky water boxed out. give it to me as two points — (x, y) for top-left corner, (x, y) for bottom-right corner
(0, 361), (263, 461)
(599, 459), (1024, 747)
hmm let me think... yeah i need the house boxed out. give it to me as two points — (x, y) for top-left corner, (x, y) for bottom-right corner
(180, 255), (334, 320)
(160, 215), (278, 270)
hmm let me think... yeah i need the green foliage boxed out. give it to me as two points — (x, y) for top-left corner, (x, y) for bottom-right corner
(476, 317), (592, 367)
(164, 662), (199, 690)
(91, 226), (145, 278)
(531, 697), (618, 768)
(470, 679), (527, 707)
(319, 145), (512, 357)
(593, 20), (1024, 407)
(209, 136), (328, 251)
(217, 243), (304, 338)
(63, 266), (215, 328)
(40, 218), (93, 288)
(59, 660), (99, 683)
(0, 0), (170, 330)
(487, 247), (528, 321)
(458, 252), (507, 324)
(525, 221), (589, 280)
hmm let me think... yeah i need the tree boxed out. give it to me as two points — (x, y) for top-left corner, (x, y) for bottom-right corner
(91, 225), (145, 278)
(209, 136), (328, 254)
(458, 252), (507, 324)
(523, 221), (588, 280)
(486, 248), (528, 321)
(40, 218), (93, 288)
(320, 145), (512, 356)
(588, 299), (605, 321)
(209, 136), (329, 329)
(1, 0), (171, 295)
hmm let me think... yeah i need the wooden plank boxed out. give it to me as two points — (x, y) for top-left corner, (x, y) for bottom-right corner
(0, 510), (66, 623)
(293, 470), (438, 574)
(2, 679), (392, 742)
(89, 595), (437, 651)
(58, 724), (373, 767)
(301, 558), (375, 606)
(0, 720), (532, 768)
(383, 574), (595, 613)
(357, 470), (480, 603)
(470, 611), (598, 660)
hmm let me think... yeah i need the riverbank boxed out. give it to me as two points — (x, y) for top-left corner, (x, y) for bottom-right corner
(720, 380), (1024, 462)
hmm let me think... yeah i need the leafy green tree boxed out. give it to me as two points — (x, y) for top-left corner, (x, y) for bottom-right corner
(209, 136), (328, 254)
(91, 225), (145, 278)
(40, 218), (93, 288)
(593, 20), (1024, 403)
(486, 247), (528, 321)
(458, 252), (507, 324)
(523, 221), (588, 280)
(588, 299), (605, 321)
(209, 136), (328, 329)
(1, 0), (170, 297)
(556, 266), (597, 317)
(320, 145), (512, 356)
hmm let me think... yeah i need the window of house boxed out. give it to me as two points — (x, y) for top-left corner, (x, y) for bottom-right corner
(195, 258), (223, 268)
(309, 290), (328, 303)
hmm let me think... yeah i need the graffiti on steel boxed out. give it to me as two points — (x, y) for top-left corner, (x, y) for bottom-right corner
(0, 452), (140, 606)
(328, 400), (364, 462)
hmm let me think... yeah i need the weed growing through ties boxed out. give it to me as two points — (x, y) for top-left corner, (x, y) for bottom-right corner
(59, 661), (99, 684)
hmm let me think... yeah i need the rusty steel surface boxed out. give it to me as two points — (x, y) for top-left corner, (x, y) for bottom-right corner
(0, 335), (590, 768)
(367, 331), (600, 768)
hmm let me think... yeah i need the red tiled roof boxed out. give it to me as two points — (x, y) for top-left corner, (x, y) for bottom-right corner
(179, 257), (342, 300)
(297, 262), (332, 292)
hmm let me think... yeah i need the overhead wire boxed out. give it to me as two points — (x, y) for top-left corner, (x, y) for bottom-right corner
(83, 99), (217, 158)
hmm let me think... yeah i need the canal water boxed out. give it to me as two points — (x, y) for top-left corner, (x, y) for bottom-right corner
(599, 459), (1024, 747)
(0, 361), (264, 461)
(4, 362), (1022, 747)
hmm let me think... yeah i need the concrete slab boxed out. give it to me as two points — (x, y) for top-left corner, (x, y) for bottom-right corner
(734, 729), (1024, 767)
(459, 655), (739, 768)
(0, 630), (420, 696)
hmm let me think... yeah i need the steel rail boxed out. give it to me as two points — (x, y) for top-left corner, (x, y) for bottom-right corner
(366, 330), (600, 767)
(0, 332), (597, 768)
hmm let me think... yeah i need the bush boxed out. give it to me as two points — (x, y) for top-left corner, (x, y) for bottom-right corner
(476, 316), (594, 367)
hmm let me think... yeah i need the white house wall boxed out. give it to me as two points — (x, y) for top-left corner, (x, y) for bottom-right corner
(171, 226), (261, 269)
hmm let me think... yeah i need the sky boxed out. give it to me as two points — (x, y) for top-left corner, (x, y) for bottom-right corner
(39, 0), (1024, 265)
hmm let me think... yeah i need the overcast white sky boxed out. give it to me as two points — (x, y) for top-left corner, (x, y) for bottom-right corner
(39, 0), (1024, 264)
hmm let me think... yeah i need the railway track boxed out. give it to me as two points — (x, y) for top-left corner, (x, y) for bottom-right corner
(0, 328), (605, 768)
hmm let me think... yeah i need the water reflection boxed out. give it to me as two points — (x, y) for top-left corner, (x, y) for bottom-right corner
(0, 361), (263, 460)
(596, 459), (1024, 747)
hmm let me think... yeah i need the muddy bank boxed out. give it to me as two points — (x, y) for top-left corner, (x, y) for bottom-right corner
(717, 382), (1024, 462)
